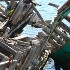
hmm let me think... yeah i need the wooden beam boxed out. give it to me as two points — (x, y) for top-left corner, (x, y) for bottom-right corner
(60, 22), (70, 33)
(43, 26), (65, 45)
(54, 28), (70, 41)
(33, 6), (46, 25)
(46, 23), (70, 42)
(31, 20), (69, 43)
(31, 20), (69, 42)
(8, 51), (23, 70)
(0, 42), (17, 55)
(48, 3), (59, 8)
(38, 32), (61, 48)
(0, 8), (6, 16)
(0, 60), (17, 70)
(0, 52), (9, 61)
(20, 41), (39, 70)
(65, 16), (70, 22)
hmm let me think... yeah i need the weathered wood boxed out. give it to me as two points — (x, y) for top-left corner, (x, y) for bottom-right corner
(0, 0), (69, 70)
(43, 26), (65, 45)
(8, 44), (24, 52)
(0, 14), (6, 20)
(46, 23), (70, 41)
(65, 16), (70, 22)
(54, 28), (70, 41)
(0, 60), (17, 70)
(0, 4), (6, 11)
(0, 16), (5, 22)
(29, 20), (51, 28)
(30, 13), (40, 24)
(8, 15), (32, 38)
(38, 32), (61, 48)
(20, 35), (50, 70)
(20, 43), (39, 70)
(8, 51), (23, 70)
(38, 33), (61, 52)
(0, 8), (6, 16)
(0, 42), (17, 55)
(3, 27), (10, 38)
(5, 1), (9, 5)
(7, 1), (17, 10)
(11, 2), (32, 25)
(48, 3), (59, 8)
(29, 37), (49, 70)
(0, 38), (31, 53)
(57, 0), (70, 14)
(0, 19), (9, 29)
(60, 22), (70, 33)
(13, 35), (29, 40)
(7, 41), (31, 54)
(2, 38), (32, 69)
(0, 52), (9, 61)
(45, 20), (52, 24)
(33, 6), (46, 25)
(30, 20), (69, 42)
(10, 39), (30, 47)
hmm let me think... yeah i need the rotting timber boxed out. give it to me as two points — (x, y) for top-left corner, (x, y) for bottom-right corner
(0, 0), (70, 70)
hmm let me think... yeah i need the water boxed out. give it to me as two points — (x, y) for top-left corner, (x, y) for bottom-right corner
(0, 0), (69, 70)
(35, 0), (67, 20)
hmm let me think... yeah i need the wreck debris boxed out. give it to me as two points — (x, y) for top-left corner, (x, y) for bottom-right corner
(0, 0), (70, 70)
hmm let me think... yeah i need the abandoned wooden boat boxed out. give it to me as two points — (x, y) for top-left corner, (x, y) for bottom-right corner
(0, 0), (70, 70)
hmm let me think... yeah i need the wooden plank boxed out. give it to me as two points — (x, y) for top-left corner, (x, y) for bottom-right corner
(0, 42), (17, 55)
(7, 41), (31, 53)
(33, 6), (46, 25)
(0, 38), (31, 55)
(8, 51), (23, 70)
(54, 28), (70, 42)
(0, 60), (17, 70)
(7, 1), (17, 10)
(43, 26), (65, 45)
(8, 15), (31, 38)
(13, 34), (29, 40)
(10, 39), (30, 47)
(38, 32), (61, 48)
(30, 20), (69, 42)
(0, 52), (9, 61)
(11, 2), (32, 25)
(30, 13), (40, 23)
(20, 40), (40, 70)
(60, 22), (70, 33)
(0, 19), (8, 29)
(46, 23), (70, 41)
(48, 3), (59, 8)
(65, 16), (70, 22)
(0, 8), (6, 16)
(28, 37), (49, 69)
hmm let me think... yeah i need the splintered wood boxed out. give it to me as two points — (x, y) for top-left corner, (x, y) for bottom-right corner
(0, 0), (70, 70)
